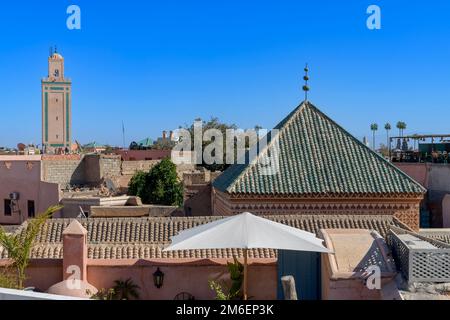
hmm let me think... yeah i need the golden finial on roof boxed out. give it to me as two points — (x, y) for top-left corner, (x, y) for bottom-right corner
(302, 64), (310, 101)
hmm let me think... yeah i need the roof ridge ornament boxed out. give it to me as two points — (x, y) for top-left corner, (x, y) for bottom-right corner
(302, 64), (310, 102)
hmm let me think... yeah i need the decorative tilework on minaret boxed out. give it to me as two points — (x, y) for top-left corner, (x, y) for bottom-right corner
(41, 47), (72, 153)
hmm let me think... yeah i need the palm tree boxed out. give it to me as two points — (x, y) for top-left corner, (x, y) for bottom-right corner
(0, 205), (62, 288)
(370, 123), (378, 151)
(396, 121), (407, 137)
(113, 278), (141, 300)
(384, 123), (391, 148)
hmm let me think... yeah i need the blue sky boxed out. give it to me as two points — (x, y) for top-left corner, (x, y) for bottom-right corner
(0, 0), (449, 147)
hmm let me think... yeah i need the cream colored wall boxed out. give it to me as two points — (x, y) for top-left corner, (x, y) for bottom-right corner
(42, 54), (72, 151)
(48, 59), (63, 79)
(47, 92), (65, 144)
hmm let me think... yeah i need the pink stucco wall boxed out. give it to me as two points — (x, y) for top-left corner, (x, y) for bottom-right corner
(19, 258), (277, 300)
(394, 163), (450, 191)
(0, 156), (60, 224)
(321, 256), (393, 300)
(24, 260), (63, 291)
(394, 163), (428, 188)
(443, 195), (450, 228)
(87, 259), (277, 300)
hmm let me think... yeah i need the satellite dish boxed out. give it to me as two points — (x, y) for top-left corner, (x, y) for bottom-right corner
(17, 143), (26, 151)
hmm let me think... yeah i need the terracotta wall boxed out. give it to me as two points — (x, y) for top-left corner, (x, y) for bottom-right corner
(394, 163), (429, 187)
(394, 163), (450, 191)
(25, 260), (63, 291)
(38, 181), (61, 217)
(21, 259), (277, 300)
(0, 157), (60, 224)
(395, 163), (450, 227)
(184, 184), (213, 216)
(212, 189), (422, 230)
(321, 254), (396, 300)
(115, 150), (171, 161)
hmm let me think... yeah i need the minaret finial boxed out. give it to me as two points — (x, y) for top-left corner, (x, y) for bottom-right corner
(302, 63), (310, 102)
(54, 45), (57, 54)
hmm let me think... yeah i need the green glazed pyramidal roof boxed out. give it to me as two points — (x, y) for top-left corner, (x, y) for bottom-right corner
(137, 137), (154, 147)
(213, 101), (426, 196)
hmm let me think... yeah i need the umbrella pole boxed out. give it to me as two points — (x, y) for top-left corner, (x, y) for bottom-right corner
(243, 248), (248, 300)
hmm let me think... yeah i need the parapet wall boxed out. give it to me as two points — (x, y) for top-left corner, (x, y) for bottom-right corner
(183, 170), (222, 185)
(394, 163), (450, 191)
(41, 155), (195, 192)
(395, 163), (450, 227)
(20, 258), (276, 300)
(121, 160), (160, 175)
(41, 154), (122, 187)
(41, 157), (84, 186)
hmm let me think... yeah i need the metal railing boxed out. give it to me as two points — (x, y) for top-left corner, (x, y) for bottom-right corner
(388, 226), (450, 283)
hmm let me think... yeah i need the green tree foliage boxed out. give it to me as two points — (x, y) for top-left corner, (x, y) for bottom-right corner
(384, 123), (391, 131)
(113, 278), (141, 300)
(0, 205), (62, 288)
(384, 123), (391, 148)
(396, 121), (407, 137)
(182, 117), (238, 172)
(88, 288), (116, 300)
(127, 170), (147, 199)
(181, 118), (265, 172)
(0, 267), (16, 289)
(128, 158), (183, 206)
(209, 257), (244, 300)
(208, 281), (228, 300)
(227, 257), (244, 299)
(152, 139), (175, 150)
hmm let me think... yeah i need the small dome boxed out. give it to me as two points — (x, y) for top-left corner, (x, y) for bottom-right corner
(47, 280), (97, 299)
(51, 53), (63, 60)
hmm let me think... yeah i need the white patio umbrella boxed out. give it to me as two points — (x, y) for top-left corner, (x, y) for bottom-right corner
(163, 212), (332, 300)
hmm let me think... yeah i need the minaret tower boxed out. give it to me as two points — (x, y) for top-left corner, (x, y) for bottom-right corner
(41, 47), (72, 153)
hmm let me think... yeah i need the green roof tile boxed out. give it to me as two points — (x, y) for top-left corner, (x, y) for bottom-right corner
(213, 101), (426, 196)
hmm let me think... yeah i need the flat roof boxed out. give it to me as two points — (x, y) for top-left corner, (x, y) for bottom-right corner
(0, 155), (42, 161)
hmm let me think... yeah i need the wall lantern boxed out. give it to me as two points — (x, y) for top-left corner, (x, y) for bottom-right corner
(153, 267), (164, 289)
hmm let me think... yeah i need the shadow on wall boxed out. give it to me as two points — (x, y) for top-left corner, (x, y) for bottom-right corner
(42, 154), (121, 188)
(86, 259), (277, 300)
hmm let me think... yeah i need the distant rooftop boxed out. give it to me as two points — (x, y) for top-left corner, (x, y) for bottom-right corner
(1, 215), (402, 260)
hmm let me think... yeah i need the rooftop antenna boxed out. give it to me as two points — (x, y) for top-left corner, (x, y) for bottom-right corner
(122, 120), (126, 150)
(302, 63), (310, 102)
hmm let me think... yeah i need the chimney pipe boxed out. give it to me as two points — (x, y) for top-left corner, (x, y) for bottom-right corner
(62, 220), (88, 281)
